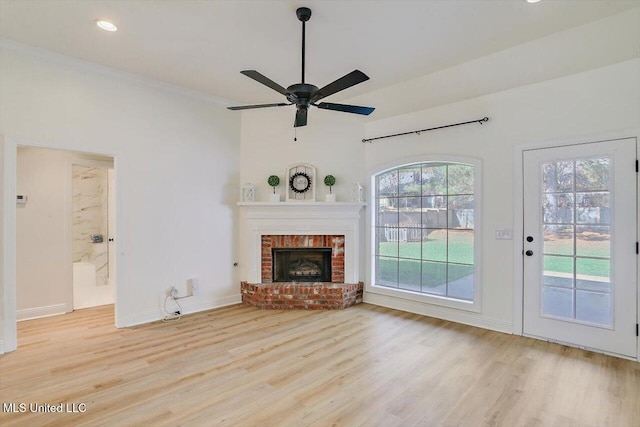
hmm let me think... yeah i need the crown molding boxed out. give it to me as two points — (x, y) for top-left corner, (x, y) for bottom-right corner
(0, 37), (232, 107)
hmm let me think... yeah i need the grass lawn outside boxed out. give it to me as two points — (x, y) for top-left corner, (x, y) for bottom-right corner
(376, 229), (473, 293)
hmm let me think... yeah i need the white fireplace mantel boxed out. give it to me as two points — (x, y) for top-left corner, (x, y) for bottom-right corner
(237, 202), (366, 283)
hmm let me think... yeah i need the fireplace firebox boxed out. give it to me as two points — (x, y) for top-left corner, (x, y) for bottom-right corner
(272, 247), (332, 283)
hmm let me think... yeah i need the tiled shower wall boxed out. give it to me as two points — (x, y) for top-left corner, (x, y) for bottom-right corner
(72, 165), (109, 286)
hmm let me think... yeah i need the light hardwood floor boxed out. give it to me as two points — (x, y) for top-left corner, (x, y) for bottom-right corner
(1, 304), (638, 427)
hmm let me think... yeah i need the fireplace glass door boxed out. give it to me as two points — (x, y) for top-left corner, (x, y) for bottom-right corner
(272, 248), (332, 282)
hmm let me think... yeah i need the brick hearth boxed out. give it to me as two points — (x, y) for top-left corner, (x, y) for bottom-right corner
(241, 281), (363, 310)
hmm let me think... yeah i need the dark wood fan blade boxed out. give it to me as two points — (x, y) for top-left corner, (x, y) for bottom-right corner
(240, 70), (289, 96)
(310, 70), (369, 103)
(294, 108), (308, 127)
(315, 102), (374, 115)
(227, 103), (290, 111)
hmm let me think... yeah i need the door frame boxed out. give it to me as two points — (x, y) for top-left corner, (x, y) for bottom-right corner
(1, 136), (120, 354)
(513, 129), (639, 361)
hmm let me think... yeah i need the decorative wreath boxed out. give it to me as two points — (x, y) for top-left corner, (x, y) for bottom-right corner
(289, 172), (312, 194)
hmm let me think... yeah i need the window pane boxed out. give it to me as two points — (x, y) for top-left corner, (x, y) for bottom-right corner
(542, 286), (573, 319)
(543, 193), (574, 224)
(575, 158), (610, 192)
(576, 193), (610, 224)
(449, 195), (474, 229)
(378, 198), (398, 226)
(447, 164), (473, 195)
(399, 259), (421, 292)
(399, 239), (421, 260)
(376, 256), (398, 287)
(421, 229), (447, 262)
(421, 261), (447, 295)
(576, 258), (610, 291)
(398, 197), (421, 228)
(543, 225), (573, 256)
(542, 161), (573, 193)
(376, 228), (398, 257)
(421, 197), (447, 228)
(576, 225), (610, 258)
(576, 290), (611, 326)
(421, 164), (447, 196)
(543, 255), (573, 288)
(448, 230), (473, 264)
(377, 170), (398, 197)
(398, 166), (421, 196)
(447, 264), (474, 300)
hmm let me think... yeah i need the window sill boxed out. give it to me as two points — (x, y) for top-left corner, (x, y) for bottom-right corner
(365, 283), (481, 313)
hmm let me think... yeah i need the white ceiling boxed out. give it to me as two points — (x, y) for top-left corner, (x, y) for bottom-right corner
(1, 0), (638, 108)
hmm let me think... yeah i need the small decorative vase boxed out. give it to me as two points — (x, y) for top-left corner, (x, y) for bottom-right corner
(270, 193), (281, 202)
(325, 194), (336, 202)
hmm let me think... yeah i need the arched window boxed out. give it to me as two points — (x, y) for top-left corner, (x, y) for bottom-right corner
(371, 160), (481, 308)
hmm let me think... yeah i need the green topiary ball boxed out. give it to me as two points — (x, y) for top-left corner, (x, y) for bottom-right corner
(267, 175), (280, 187)
(324, 175), (336, 187)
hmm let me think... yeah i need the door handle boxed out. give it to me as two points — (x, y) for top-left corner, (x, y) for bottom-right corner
(525, 250), (533, 256)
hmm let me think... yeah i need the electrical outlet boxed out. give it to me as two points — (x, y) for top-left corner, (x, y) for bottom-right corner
(188, 278), (200, 296)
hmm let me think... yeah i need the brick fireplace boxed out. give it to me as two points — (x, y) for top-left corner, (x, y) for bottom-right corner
(237, 202), (366, 310)
(261, 234), (345, 283)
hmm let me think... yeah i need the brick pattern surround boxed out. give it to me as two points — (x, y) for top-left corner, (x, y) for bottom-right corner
(261, 235), (345, 284)
(241, 281), (364, 310)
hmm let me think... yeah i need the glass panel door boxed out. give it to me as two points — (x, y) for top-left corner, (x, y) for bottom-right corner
(523, 138), (637, 358)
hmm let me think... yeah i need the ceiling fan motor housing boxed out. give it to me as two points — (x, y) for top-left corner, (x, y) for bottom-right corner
(287, 83), (318, 107)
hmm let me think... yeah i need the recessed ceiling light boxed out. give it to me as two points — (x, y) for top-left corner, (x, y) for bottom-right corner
(96, 20), (118, 32)
(527, 0), (541, 3)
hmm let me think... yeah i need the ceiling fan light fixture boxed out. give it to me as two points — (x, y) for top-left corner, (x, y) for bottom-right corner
(96, 20), (118, 32)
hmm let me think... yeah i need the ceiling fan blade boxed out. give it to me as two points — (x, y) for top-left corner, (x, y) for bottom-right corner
(315, 102), (375, 115)
(294, 108), (308, 127)
(310, 70), (369, 103)
(240, 70), (290, 96)
(227, 103), (290, 111)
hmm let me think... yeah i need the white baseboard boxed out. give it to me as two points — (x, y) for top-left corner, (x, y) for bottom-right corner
(17, 303), (70, 321)
(364, 292), (513, 334)
(117, 294), (242, 328)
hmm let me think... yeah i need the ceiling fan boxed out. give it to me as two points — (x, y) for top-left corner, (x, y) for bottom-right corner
(228, 7), (375, 127)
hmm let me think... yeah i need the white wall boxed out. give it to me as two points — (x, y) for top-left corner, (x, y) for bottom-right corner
(240, 108), (366, 202)
(363, 59), (640, 332)
(1, 42), (241, 351)
(16, 147), (74, 319)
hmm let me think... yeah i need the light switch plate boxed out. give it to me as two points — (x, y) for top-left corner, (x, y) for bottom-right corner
(495, 228), (513, 240)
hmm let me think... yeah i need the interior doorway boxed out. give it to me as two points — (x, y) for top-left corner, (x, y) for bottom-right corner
(15, 146), (116, 321)
(522, 138), (637, 358)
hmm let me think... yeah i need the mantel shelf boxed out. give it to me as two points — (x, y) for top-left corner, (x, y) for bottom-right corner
(237, 202), (366, 208)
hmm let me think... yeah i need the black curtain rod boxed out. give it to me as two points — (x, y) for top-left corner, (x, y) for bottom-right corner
(362, 116), (489, 143)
